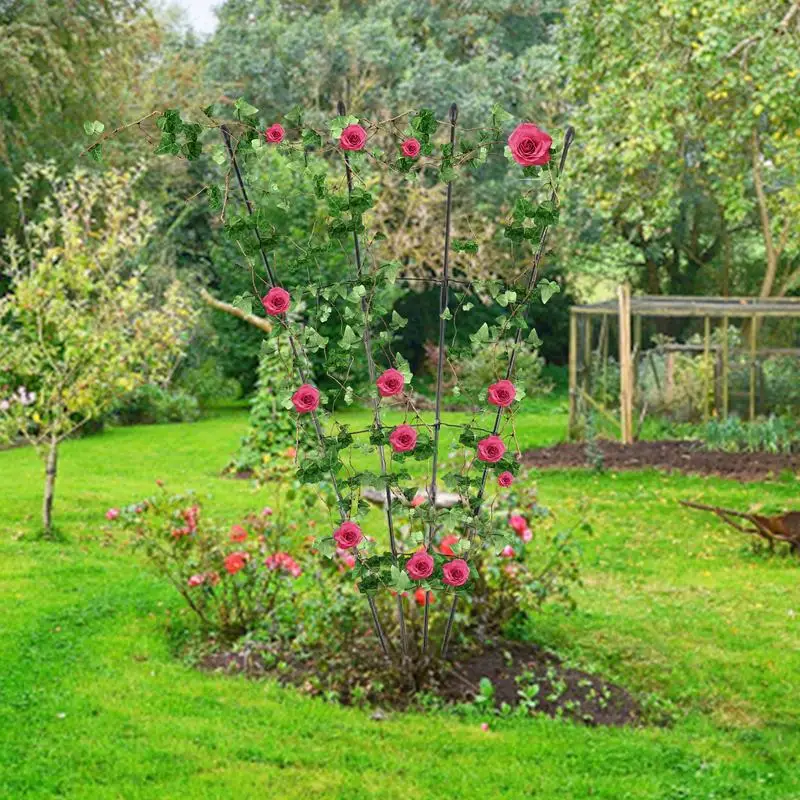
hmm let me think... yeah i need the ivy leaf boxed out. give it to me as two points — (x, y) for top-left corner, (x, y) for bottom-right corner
(340, 325), (360, 350)
(344, 386), (354, 406)
(451, 239), (479, 253)
(232, 293), (254, 315)
(539, 280), (560, 304)
(491, 104), (513, 127)
(391, 310), (408, 330)
(440, 307), (452, 320)
(395, 353), (412, 384)
(527, 328), (543, 348)
(234, 97), (259, 118)
(83, 120), (104, 136)
(390, 565), (413, 592)
(496, 290), (517, 308)
(469, 322), (490, 345)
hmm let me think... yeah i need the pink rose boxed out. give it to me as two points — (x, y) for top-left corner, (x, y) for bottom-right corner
(443, 558), (470, 587)
(265, 123), (285, 143)
(389, 424), (417, 453)
(497, 471), (514, 487)
(509, 514), (527, 535)
(188, 574), (205, 587)
(265, 551), (302, 578)
(376, 368), (405, 397)
(410, 494), (426, 508)
(501, 545), (516, 558)
(262, 286), (291, 315)
(508, 123), (552, 167)
(262, 506), (273, 517)
(230, 524), (247, 543)
(401, 138), (421, 158)
(340, 124), (367, 151)
(182, 505), (199, 532)
(487, 379), (516, 408)
(105, 508), (120, 521)
(333, 521), (363, 550)
(224, 551), (248, 575)
(476, 435), (506, 463)
(437, 535), (459, 556)
(406, 549), (434, 580)
(291, 384), (320, 413)
(481, 723), (490, 732)
(520, 527), (533, 543)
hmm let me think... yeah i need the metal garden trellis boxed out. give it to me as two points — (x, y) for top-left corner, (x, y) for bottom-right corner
(220, 103), (575, 663)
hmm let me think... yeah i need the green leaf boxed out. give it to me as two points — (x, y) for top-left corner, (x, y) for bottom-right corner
(340, 325), (360, 350)
(234, 97), (259, 118)
(395, 352), (413, 384)
(451, 239), (479, 253)
(232, 294), (254, 315)
(469, 322), (490, 345)
(391, 310), (408, 330)
(527, 328), (543, 348)
(83, 120), (104, 136)
(440, 307), (452, 320)
(539, 280), (560, 304)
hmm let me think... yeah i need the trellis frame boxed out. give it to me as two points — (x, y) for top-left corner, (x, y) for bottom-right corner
(568, 288), (800, 443)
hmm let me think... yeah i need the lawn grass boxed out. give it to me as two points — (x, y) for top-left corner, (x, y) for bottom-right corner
(1, 400), (799, 799)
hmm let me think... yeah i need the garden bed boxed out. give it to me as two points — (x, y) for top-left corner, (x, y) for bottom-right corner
(523, 440), (799, 482)
(200, 638), (644, 727)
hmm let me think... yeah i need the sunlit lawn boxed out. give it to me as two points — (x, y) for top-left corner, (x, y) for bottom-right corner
(1, 399), (799, 799)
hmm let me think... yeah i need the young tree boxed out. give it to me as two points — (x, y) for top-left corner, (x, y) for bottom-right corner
(0, 163), (198, 536)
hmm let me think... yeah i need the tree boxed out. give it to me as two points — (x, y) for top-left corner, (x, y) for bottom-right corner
(559, 0), (800, 298)
(0, 163), (198, 536)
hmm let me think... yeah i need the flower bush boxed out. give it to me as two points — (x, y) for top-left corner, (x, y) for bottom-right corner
(94, 98), (576, 661)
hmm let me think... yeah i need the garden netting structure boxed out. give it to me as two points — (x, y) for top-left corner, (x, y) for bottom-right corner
(568, 287), (800, 443)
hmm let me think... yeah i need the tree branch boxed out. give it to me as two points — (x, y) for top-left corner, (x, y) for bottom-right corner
(199, 288), (273, 334)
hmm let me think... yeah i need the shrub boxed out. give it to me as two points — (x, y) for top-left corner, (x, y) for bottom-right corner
(110, 384), (200, 426)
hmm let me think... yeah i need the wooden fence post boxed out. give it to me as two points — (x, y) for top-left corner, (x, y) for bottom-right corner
(721, 315), (729, 419)
(569, 309), (578, 438)
(749, 314), (758, 422)
(618, 285), (633, 444)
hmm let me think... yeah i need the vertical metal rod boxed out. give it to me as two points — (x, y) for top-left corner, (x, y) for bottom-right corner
(422, 102), (458, 656)
(338, 101), (408, 658)
(442, 126), (576, 658)
(221, 125), (390, 656)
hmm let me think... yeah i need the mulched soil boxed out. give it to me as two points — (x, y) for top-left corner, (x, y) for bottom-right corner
(522, 439), (800, 482)
(200, 637), (644, 727)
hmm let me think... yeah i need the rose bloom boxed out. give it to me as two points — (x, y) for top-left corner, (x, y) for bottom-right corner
(438, 534), (459, 556)
(187, 574), (205, 588)
(229, 524), (247, 543)
(291, 384), (320, 413)
(333, 521), (363, 550)
(414, 588), (435, 607)
(336, 547), (357, 569)
(105, 508), (120, 521)
(410, 494), (426, 508)
(285, 446), (297, 458)
(265, 123), (285, 143)
(262, 506), (274, 517)
(520, 527), (533, 543)
(224, 551), (248, 575)
(206, 571), (221, 586)
(340, 124), (367, 151)
(376, 368), (405, 397)
(508, 123), (552, 166)
(401, 138), (421, 158)
(389, 424), (417, 453)
(501, 545), (516, 558)
(509, 514), (527, 534)
(442, 558), (470, 587)
(182, 505), (199, 532)
(406, 549), (434, 580)
(497, 471), (514, 487)
(476, 435), (506, 463)
(487, 379), (516, 408)
(262, 286), (291, 315)
(171, 526), (190, 538)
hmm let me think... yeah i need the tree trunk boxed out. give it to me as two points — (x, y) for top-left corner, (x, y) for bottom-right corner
(42, 436), (59, 537)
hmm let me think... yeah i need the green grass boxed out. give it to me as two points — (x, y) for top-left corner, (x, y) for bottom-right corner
(1, 401), (799, 799)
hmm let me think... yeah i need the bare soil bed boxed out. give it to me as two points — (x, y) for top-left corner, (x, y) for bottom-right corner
(200, 637), (644, 727)
(522, 439), (799, 482)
